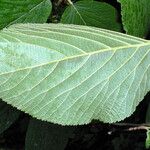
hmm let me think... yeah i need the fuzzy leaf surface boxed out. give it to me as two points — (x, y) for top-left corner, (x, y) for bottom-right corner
(0, 24), (150, 125)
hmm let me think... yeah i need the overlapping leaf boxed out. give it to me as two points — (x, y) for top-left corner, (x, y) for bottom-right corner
(118, 0), (150, 37)
(0, 24), (150, 125)
(0, 0), (52, 29)
(61, 1), (121, 31)
(26, 119), (74, 150)
(0, 100), (20, 133)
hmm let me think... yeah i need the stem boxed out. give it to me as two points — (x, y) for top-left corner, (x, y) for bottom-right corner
(57, 0), (63, 6)
(67, 0), (73, 5)
(112, 123), (150, 127)
(66, 0), (86, 25)
(108, 123), (150, 134)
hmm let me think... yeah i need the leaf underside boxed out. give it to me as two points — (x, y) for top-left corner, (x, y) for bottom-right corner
(0, 23), (150, 125)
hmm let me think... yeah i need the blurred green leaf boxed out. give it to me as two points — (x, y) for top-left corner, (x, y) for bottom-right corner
(25, 118), (74, 150)
(0, 0), (52, 29)
(0, 100), (20, 134)
(61, 1), (121, 31)
(118, 0), (150, 37)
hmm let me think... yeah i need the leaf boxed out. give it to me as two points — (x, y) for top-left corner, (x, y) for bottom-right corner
(0, 0), (52, 29)
(25, 118), (74, 150)
(0, 100), (20, 134)
(118, 0), (150, 37)
(61, 1), (121, 31)
(0, 23), (150, 125)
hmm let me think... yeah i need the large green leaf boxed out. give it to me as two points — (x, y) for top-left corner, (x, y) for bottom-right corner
(118, 0), (150, 37)
(61, 1), (121, 31)
(25, 118), (74, 150)
(0, 100), (20, 134)
(0, 0), (52, 29)
(0, 23), (150, 125)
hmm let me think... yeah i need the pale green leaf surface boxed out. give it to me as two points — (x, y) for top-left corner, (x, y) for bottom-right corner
(0, 23), (150, 125)
(25, 118), (74, 150)
(118, 0), (150, 37)
(61, 1), (121, 31)
(0, 100), (20, 134)
(0, 0), (52, 29)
